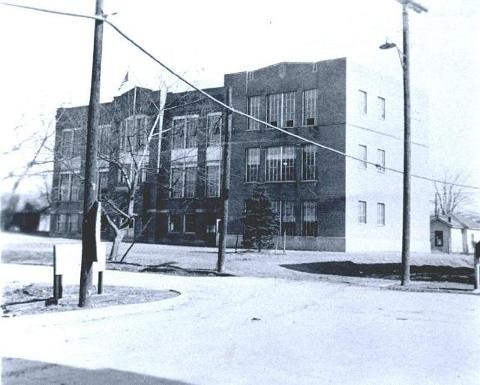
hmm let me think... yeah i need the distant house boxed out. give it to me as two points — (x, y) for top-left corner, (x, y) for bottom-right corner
(430, 213), (480, 254)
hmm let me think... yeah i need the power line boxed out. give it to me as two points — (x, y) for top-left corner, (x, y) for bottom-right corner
(3, 1), (480, 191)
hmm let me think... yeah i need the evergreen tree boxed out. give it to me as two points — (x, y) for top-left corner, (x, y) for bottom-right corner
(243, 185), (278, 252)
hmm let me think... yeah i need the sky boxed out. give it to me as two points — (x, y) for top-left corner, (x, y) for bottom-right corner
(1, 0), (479, 208)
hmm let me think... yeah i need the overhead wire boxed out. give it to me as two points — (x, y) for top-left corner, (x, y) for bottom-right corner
(2, 1), (479, 191)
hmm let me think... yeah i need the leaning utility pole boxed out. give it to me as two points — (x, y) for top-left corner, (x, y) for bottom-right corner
(216, 87), (232, 273)
(79, 0), (104, 307)
(397, 0), (427, 286)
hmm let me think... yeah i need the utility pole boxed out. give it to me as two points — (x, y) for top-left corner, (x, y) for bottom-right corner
(216, 87), (232, 272)
(79, 0), (104, 307)
(398, 0), (427, 286)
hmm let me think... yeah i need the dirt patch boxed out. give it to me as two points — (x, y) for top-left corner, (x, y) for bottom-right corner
(108, 261), (234, 277)
(281, 261), (475, 285)
(1, 283), (179, 317)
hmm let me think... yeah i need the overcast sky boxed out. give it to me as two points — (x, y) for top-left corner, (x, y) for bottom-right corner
(1, 0), (479, 208)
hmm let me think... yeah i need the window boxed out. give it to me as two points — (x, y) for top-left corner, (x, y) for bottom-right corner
(358, 145), (367, 169)
(267, 93), (282, 127)
(303, 89), (317, 126)
(61, 130), (73, 158)
(377, 96), (386, 120)
(120, 117), (147, 152)
(98, 170), (109, 198)
(434, 231), (443, 247)
(172, 118), (185, 150)
(283, 91), (295, 127)
(118, 164), (132, 184)
(265, 146), (296, 182)
(377, 149), (385, 173)
(98, 125), (110, 154)
(69, 214), (79, 233)
(206, 164), (220, 197)
(377, 203), (385, 226)
(358, 201), (367, 224)
(302, 201), (317, 236)
(246, 148), (260, 182)
(73, 129), (83, 157)
(171, 168), (183, 198)
(185, 117), (197, 148)
(119, 122), (127, 151)
(302, 145), (316, 180)
(135, 117), (147, 150)
(57, 214), (67, 233)
(184, 214), (195, 233)
(358, 90), (367, 115)
(169, 214), (182, 233)
(184, 167), (196, 198)
(248, 96), (262, 131)
(207, 113), (222, 145)
(70, 176), (80, 201)
(281, 201), (296, 236)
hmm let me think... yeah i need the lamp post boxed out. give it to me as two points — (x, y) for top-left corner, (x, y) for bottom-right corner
(380, 0), (427, 286)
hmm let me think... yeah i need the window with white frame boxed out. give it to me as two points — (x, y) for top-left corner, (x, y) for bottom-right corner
(248, 96), (262, 131)
(69, 214), (79, 233)
(267, 93), (282, 127)
(283, 91), (295, 127)
(377, 96), (386, 120)
(358, 201), (367, 224)
(184, 167), (196, 198)
(57, 214), (67, 232)
(207, 113), (222, 146)
(206, 163), (220, 197)
(377, 203), (385, 226)
(265, 146), (296, 182)
(59, 173), (79, 201)
(73, 129), (83, 157)
(303, 89), (317, 126)
(358, 144), (367, 169)
(98, 125), (111, 154)
(120, 116), (147, 152)
(281, 201), (296, 235)
(61, 130), (73, 158)
(171, 167), (183, 198)
(171, 116), (198, 149)
(245, 148), (260, 182)
(302, 201), (317, 236)
(302, 145), (316, 180)
(377, 149), (385, 173)
(358, 90), (367, 115)
(168, 214), (182, 232)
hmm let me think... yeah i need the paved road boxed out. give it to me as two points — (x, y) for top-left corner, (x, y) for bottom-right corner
(1, 264), (479, 385)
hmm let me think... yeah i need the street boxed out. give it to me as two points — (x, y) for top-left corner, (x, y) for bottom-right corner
(1, 263), (479, 385)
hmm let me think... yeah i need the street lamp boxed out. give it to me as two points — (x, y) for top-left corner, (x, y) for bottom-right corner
(380, 0), (427, 286)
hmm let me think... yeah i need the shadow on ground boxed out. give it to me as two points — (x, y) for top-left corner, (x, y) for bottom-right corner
(2, 358), (194, 385)
(281, 261), (474, 284)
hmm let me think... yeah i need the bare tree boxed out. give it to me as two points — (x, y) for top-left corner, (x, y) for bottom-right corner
(434, 170), (472, 216)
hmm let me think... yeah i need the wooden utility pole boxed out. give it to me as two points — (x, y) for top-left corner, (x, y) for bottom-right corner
(397, 0), (427, 286)
(79, 0), (104, 307)
(216, 87), (232, 272)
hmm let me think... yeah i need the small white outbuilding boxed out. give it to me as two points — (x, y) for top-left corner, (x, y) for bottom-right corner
(430, 213), (480, 254)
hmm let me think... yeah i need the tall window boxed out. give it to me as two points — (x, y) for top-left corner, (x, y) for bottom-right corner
(248, 96), (262, 131)
(171, 116), (198, 149)
(267, 93), (282, 127)
(281, 201), (296, 235)
(302, 145), (316, 180)
(358, 144), (367, 169)
(283, 91), (295, 127)
(120, 117), (147, 152)
(98, 125), (110, 154)
(61, 130), (73, 158)
(303, 89), (317, 126)
(98, 170), (109, 198)
(377, 96), (386, 120)
(358, 90), (367, 115)
(207, 113), (222, 145)
(171, 168), (183, 198)
(377, 149), (385, 173)
(69, 214), (79, 233)
(206, 164), (220, 197)
(302, 201), (317, 236)
(265, 146), (296, 182)
(246, 148), (260, 182)
(170, 165), (196, 198)
(168, 214), (182, 233)
(358, 201), (367, 224)
(184, 213), (196, 233)
(377, 203), (385, 226)
(184, 167), (196, 198)
(73, 129), (83, 157)
(59, 173), (71, 201)
(57, 214), (67, 233)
